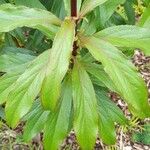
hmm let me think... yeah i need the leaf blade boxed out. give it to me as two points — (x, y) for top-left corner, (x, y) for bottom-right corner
(94, 25), (150, 55)
(72, 61), (98, 150)
(23, 102), (49, 142)
(15, 0), (46, 9)
(43, 76), (72, 150)
(5, 50), (49, 128)
(139, 5), (150, 28)
(41, 19), (75, 110)
(98, 0), (125, 26)
(0, 4), (61, 38)
(79, 0), (108, 17)
(80, 36), (150, 118)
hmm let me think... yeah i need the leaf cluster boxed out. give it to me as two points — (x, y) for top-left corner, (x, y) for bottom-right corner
(0, 0), (150, 149)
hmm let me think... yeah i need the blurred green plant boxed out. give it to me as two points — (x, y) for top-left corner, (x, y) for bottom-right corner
(132, 124), (150, 145)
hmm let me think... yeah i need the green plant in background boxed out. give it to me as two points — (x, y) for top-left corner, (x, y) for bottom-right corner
(132, 124), (150, 145)
(0, 0), (150, 149)
(139, 2), (150, 28)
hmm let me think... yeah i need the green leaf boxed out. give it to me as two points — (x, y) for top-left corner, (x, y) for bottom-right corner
(22, 99), (41, 121)
(72, 61), (98, 150)
(124, 0), (135, 25)
(25, 30), (51, 52)
(5, 50), (49, 128)
(95, 89), (127, 144)
(9, 28), (26, 46)
(15, 0), (46, 10)
(0, 0), (5, 4)
(80, 11), (98, 35)
(95, 25), (150, 55)
(132, 124), (150, 145)
(96, 90), (127, 125)
(0, 48), (35, 104)
(0, 46), (36, 55)
(98, 0), (125, 26)
(0, 49), (35, 72)
(79, 0), (108, 17)
(98, 105), (116, 144)
(0, 71), (21, 104)
(0, 4), (61, 39)
(139, 5), (150, 28)
(80, 36), (150, 118)
(0, 33), (5, 45)
(23, 102), (49, 142)
(43, 0), (66, 19)
(43, 75), (72, 150)
(41, 19), (75, 111)
(84, 63), (116, 91)
(143, 0), (150, 7)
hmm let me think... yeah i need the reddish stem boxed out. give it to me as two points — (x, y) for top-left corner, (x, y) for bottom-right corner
(71, 0), (77, 17)
(71, 0), (78, 57)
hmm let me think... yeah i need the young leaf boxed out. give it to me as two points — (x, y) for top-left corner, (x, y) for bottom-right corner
(23, 102), (49, 142)
(41, 19), (75, 111)
(5, 50), (49, 128)
(80, 36), (150, 118)
(0, 4), (61, 38)
(79, 0), (108, 17)
(72, 61), (98, 150)
(43, 76), (72, 150)
(95, 25), (150, 55)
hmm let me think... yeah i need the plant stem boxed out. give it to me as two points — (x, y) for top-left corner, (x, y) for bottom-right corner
(71, 0), (78, 57)
(71, 0), (77, 17)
